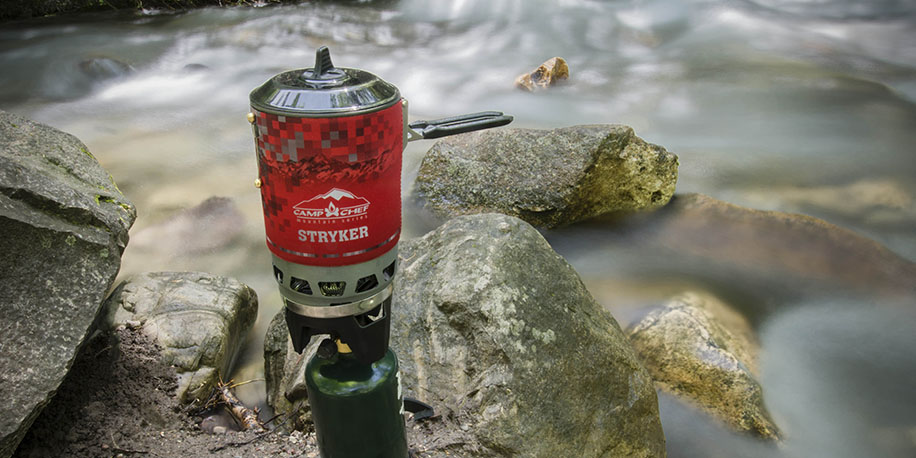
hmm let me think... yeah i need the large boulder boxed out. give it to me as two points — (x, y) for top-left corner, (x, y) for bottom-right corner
(100, 271), (258, 403)
(627, 292), (780, 440)
(0, 110), (136, 458)
(413, 125), (678, 229)
(391, 214), (666, 457)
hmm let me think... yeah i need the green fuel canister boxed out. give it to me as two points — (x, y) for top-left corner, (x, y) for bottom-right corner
(306, 341), (408, 458)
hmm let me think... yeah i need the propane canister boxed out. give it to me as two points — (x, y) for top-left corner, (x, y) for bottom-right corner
(306, 343), (407, 458)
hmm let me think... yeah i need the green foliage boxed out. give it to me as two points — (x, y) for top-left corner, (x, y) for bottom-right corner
(0, 0), (291, 21)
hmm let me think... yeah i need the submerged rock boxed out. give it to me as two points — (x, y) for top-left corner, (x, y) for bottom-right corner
(738, 178), (915, 227)
(101, 271), (258, 403)
(627, 292), (780, 440)
(77, 57), (134, 82)
(130, 196), (245, 255)
(563, 193), (916, 307)
(515, 57), (569, 91)
(0, 110), (135, 458)
(413, 125), (678, 228)
(651, 194), (916, 297)
(391, 214), (666, 457)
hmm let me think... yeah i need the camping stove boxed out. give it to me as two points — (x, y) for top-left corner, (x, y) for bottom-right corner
(249, 46), (511, 457)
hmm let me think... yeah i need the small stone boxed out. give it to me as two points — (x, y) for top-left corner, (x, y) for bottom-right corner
(213, 426), (227, 435)
(515, 57), (569, 91)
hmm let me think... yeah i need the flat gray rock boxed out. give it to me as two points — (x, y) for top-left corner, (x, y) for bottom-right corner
(0, 110), (136, 458)
(101, 271), (258, 404)
(413, 125), (678, 228)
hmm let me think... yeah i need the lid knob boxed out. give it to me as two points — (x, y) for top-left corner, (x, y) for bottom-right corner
(302, 46), (345, 83)
(313, 46), (334, 77)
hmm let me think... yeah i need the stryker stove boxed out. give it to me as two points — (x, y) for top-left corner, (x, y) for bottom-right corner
(248, 47), (512, 457)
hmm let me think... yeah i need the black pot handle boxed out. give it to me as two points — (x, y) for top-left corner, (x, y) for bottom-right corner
(407, 111), (513, 141)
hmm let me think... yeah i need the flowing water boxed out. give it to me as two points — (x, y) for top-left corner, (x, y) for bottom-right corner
(1, 1), (915, 456)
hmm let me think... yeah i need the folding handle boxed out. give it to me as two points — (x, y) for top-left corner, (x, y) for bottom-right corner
(407, 111), (513, 141)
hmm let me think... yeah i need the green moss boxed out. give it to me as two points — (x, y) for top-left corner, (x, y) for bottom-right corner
(96, 194), (118, 205)
(65, 235), (76, 246)
(80, 147), (96, 160)
(95, 194), (134, 215)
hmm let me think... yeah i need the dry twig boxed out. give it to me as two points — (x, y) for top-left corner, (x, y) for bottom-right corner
(213, 380), (267, 433)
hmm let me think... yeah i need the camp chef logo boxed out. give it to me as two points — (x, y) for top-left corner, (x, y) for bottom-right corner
(293, 188), (370, 223)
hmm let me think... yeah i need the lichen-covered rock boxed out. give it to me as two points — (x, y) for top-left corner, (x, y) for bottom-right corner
(413, 125), (678, 229)
(101, 271), (258, 403)
(627, 292), (780, 440)
(0, 110), (136, 458)
(391, 214), (666, 457)
(514, 57), (569, 91)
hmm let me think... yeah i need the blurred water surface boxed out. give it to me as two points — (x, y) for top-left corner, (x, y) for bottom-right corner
(1, 1), (914, 456)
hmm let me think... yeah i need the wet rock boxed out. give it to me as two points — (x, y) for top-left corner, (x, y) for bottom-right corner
(130, 196), (245, 255)
(627, 292), (780, 440)
(0, 110), (135, 458)
(564, 193), (916, 306)
(78, 57), (135, 82)
(182, 63), (211, 73)
(514, 57), (569, 91)
(391, 214), (666, 457)
(614, 0), (690, 47)
(739, 178), (915, 226)
(413, 125), (678, 229)
(651, 194), (916, 297)
(101, 271), (258, 403)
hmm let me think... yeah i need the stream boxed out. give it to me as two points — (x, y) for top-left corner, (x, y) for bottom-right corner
(1, 1), (915, 456)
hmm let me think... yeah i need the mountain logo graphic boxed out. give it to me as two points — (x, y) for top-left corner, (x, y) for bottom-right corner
(292, 188), (370, 221)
